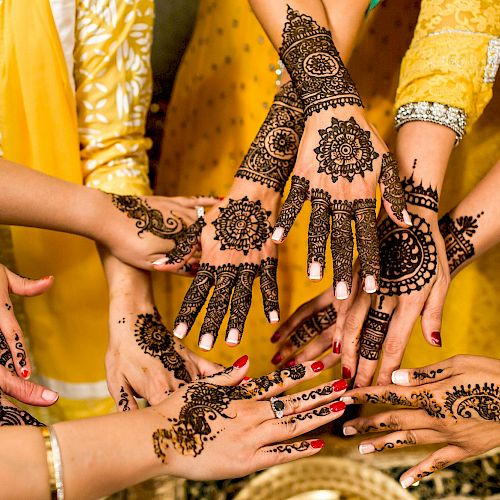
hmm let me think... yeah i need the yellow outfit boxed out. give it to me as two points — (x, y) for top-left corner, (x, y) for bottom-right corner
(157, 0), (500, 379)
(0, 0), (154, 421)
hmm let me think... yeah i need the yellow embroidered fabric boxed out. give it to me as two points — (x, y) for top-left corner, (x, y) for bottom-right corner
(395, 0), (500, 132)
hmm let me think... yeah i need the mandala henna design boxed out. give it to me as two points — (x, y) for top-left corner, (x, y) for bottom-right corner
(275, 175), (310, 238)
(213, 197), (272, 255)
(260, 257), (279, 318)
(378, 216), (438, 296)
(315, 117), (379, 183)
(265, 441), (311, 453)
(0, 332), (14, 371)
(118, 386), (131, 411)
(279, 7), (362, 117)
(308, 189), (331, 269)
(236, 82), (304, 193)
(134, 308), (192, 383)
(167, 218), (206, 264)
(380, 153), (406, 222)
(439, 212), (482, 274)
(359, 308), (392, 361)
(0, 399), (44, 426)
(444, 383), (500, 422)
(111, 194), (186, 239)
(330, 200), (355, 291)
(353, 199), (379, 281)
(14, 333), (26, 368)
(401, 168), (439, 212)
(290, 304), (337, 349)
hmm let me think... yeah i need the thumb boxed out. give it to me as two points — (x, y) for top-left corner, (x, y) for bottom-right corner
(6, 269), (54, 297)
(421, 270), (449, 348)
(199, 355), (249, 386)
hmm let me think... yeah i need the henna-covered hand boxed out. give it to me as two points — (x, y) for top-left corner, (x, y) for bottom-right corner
(342, 355), (500, 488)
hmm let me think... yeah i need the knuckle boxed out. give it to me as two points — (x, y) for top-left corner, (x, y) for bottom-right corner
(404, 430), (417, 445)
(383, 337), (404, 356)
(283, 417), (299, 436)
(387, 414), (400, 430)
(432, 458), (449, 471)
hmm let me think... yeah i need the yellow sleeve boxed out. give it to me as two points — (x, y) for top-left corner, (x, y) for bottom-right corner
(74, 0), (154, 196)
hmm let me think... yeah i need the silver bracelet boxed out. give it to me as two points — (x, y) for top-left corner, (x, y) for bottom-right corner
(49, 426), (65, 500)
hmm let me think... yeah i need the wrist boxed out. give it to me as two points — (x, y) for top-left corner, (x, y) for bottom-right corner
(228, 178), (281, 212)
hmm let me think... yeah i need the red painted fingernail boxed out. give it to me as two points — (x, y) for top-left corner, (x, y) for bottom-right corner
(310, 439), (325, 449)
(41, 276), (52, 280)
(311, 361), (324, 373)
(271, 353), (283, 365)
(191, 263), (200, 273)
(431, 331), (442, 347)
(218, 196), (225, 200)
(333, 379), (347, 392)
(342, 366), (352, 379)
(21, 369), (29, 379)
(285, 359), (296, 368)
(333, 340), (341, 354)
(329, 401), (346, 412)
(271, 331), (281, 343)
(243, 376), (251, 382)
(233, 355), (249, 368)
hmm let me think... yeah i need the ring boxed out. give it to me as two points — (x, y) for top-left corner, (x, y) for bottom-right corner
(195, 206), (205, 219)
(270, 396), (285, 419)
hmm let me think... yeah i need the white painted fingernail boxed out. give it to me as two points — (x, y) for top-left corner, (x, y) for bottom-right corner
(199, 334), (214, 351)
(364, 275), (377, 293)
(412, 481), (420, 487)
(272, 227), (284, 242)
(153, 257), (169, 266)
(359, 443), (375, 455)
(309, 262), (322, 281)
(226, 328), (240, 345)
(42, 389), (59, 403)
(402, 210), (413, 226)
(340, 396), (354, 405)
(335, 281), (349, 300)
(392, 369), (410, 385)
(269, 310), (280, 323)
(173, 323), (188, 339)
(400, 476), (415, 489)
(343, 426), (358, 436)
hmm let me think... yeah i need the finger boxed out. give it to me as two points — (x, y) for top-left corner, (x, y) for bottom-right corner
(260, 257), (279, 324)
(226, 264), (258, 345)
(330, 200), (354, 300)
(307, 189), (331, 281)
(199, 264), (238, 350)
(5, 269), (54, 297)
(391, 357), (457, 386)
(0, 365), (58, 406)
(0, 332), (14, 372)
(341, 384), (415, 408)
(199, 355), (250, 385)
(319, 351), (342, 370)
(400, 445), (468, 488)
(115, 383), (139, 412)
(254, 439), (325, 470)
(173, 264), (215, 339)
(294, 328), (335, 363)
(353, 200), (379, 294)
(0, 309), (31, 379)
(379, 152), (412, 227)
(272, 175), (309, 243)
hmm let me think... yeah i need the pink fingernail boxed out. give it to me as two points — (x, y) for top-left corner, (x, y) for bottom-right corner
(359, 443), (375, 455)
(343, 426), (357, 436)
(309, 262), (322, 281)
(173, 323), (188, 339)
(335, 281), (349, 300)
(199, 334), (214, 351)
(364, 275), (377, 293)
(272, 227), (284, 242)
(402, 210), (413, 226)
(226, 328), (240, 345)
(269, 310), (280, 323)
(42, 389), (58, 403)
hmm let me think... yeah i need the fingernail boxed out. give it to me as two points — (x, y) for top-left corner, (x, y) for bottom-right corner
(173, 323), (188, 339)
(42, 389), (58, 403)
(271, 331), (281, 343)
(271, 353), (283, 365)
(233, 354), (249, 368)
(392, 370), (410, 385)
(340, 396), (354, 405)
(343, 426), (358, 436)
(342, 366), (352, 379)
(412, 481), (420, 487)
(191, 262), (200, 273)
(333, 379), (347, 392)
(21, 369), (30, 379)
(359, 443), (375, 455)
(310, 439), (325, 449)
(199, 334), (214, 351)
(431, 331), (442, 347)
(226, 328), (240, 345)
(309, 262), (322, 281)
(311, 360), (324, 373)
(329, 401), (346, 412)
(400, 476), (415, 489)
(335, 281), (349, 300)
(285, 359), (296, 368)
(152, 257), (169, 266)
(243, 376), (251, 382)
(402, 210), (413, 226)
(333, 340), (341, 354)
(41, 276), (53, 280)
(272, 227), (284, 242)
(269, 310), (280, 324)
(364, 275), (377, 294)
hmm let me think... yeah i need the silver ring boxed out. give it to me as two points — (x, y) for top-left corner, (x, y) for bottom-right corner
(195, 206), (205, 219)
(270, 396), (285, 419)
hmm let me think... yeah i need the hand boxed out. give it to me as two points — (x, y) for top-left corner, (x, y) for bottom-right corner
(341, 355), (500, 488)
(0, 264), (54, 379)
(149, 356), (348, 480)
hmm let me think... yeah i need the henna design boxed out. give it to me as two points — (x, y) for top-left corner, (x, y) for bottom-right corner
(413, 368), (444, 381)
(118, 386), (131, 411)
(353, 199), (379, 281)
(359, 308), (392, 361)
(4, 303), (11, 311)
(0, 399), (44, 426)
(290, 385), (333, 403)
(275, 175), (309, 237)
(244, 364), (307, 398)
(315, 117), (378, 183)
(213, 197), (272, 255)
(111, 194), (186, 238)
(14, 333), (26, 368)
(308, 188), (331, 269)
(378, 216), (437, 296)
(280, 7), (362, 117)
(439, 212), (482, 274)
(401, 168), (439, 212)
(236, 81), (304, 193)
(0, 332), (14, 371)
(167, 218), (206, 264)
(444, 383), (500, 422)
(290, 304), (337, 349)
(260, 257), (279, 317)
(286, 406), (332, 424)
(380, 153), (405, 222)
(134, 308), (192, 383)
(330, 200), (354, 290)
(265, 441), (311, 453)
(374, 436), (416, 452)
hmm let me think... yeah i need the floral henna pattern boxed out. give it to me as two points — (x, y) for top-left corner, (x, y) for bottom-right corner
(260, 257), (279, 318)
(275, 175), (310, 238)
(444, 383), (500, 422)
(111, 194), (186, 239)
(279, 7), (362, 117)
(290, 304), (337, 349)
(308, 189), (331, 270)
(353, 199), (379, 281)
(134, 308), (192, 383)
(213, 197), (272, 255)
(167, 218), (206, 264)
(359, 308), (392, 361)
(315, 117), (379, 183)
(290, 385), (333, 403)
(235, 82), (304, 193)
(380, 153), (406, 222)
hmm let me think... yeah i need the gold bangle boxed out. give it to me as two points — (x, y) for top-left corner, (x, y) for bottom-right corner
(41, 427), (58, 500)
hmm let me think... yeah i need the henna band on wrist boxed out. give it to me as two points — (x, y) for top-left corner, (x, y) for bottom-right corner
(41, 426), (65, 500)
